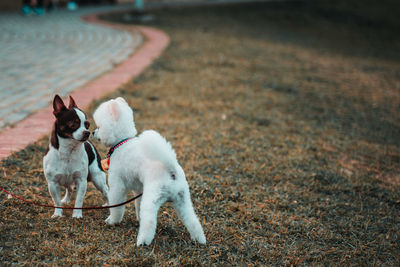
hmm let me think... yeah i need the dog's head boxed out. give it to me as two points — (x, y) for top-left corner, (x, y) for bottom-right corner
(52, 95), (90, 142)
(93, 97), (137, 147)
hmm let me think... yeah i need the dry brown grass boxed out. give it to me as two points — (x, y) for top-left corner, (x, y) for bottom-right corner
(1, 1), (399, 265)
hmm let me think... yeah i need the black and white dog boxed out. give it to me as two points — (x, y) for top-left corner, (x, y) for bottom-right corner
(43, 95), (108, 218)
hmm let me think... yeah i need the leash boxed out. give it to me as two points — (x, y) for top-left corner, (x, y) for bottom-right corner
(0, 186), (142, 210)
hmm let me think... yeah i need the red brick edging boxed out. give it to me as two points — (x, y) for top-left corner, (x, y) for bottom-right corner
(0, 13), (170, 160)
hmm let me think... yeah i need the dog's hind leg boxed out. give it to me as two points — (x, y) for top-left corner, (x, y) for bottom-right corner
(61, 187), (72, 205)
(136, 184), (165, 246)
(89, 163), (109, 205)
(133, 190), (142, 221)
(173, 187), (206, 244)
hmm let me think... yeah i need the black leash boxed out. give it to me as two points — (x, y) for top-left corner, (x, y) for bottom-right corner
(0, 186), (142, 210)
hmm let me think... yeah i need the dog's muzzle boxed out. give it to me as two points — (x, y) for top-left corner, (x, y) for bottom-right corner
(92, 129), (100, 141)
(81, 130), (90, 141)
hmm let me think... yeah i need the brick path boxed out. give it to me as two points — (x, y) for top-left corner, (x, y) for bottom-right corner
(0, 5), (170, 159)
(0, 5), (142, 130)
(0, 0), (253, 159)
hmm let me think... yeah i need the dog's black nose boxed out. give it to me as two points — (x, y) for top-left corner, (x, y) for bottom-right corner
(83, 131), (90, 140)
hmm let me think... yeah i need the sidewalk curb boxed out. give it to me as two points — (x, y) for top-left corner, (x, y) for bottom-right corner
(0, 12), (170, 160)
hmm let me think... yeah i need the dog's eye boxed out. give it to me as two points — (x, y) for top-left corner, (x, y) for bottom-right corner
(84, 121), (90, 129)
(67, 119), (80, 128)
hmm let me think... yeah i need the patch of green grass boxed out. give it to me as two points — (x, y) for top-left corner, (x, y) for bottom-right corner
(1, 1), (399, 265)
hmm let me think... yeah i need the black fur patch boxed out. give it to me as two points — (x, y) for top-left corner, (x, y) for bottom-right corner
(84, 142), (95, 165)
(93, 144), (104, 171)
(55, 109), (81, 139)
(84, 141), (104, 172)
(45, 123), (59, 155)
(50, 123), (59, 149)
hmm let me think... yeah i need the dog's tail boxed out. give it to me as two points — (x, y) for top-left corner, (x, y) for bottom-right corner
(139, 130), (178, 172)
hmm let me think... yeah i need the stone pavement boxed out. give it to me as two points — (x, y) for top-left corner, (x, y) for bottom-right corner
(0, 5), (170, 160)
(0, 0), (260, 159)
(0, 4), (143, 130)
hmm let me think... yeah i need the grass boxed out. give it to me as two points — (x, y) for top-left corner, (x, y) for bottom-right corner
(1, 0), (400, 265)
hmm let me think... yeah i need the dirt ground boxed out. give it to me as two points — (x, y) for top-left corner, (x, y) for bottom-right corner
(1, 0), (399, 265)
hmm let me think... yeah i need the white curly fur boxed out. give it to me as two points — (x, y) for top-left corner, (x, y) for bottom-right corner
(93, 97), (206, 246)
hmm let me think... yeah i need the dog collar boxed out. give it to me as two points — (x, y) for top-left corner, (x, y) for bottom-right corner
(106, 137), (134, 159)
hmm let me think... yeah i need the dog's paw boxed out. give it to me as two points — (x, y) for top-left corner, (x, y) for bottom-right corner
(136, 237), (149, 246)
(72, 211), (83, 219)
(51, 212), (63, 218)
(105, 216), (119, 225)
(136, 234), (153, 246)
(193, 232), (207, 245)
(136, 240), (145, 247)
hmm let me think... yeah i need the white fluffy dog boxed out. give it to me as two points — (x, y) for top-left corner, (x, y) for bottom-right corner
(93, 97), (206, 246)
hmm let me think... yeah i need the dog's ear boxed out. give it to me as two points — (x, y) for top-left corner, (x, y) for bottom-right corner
(115, 97), (127, 105)
(53, 95), (67, 117)
(68, 95), (77, 109)
(109, 100), (120, 121)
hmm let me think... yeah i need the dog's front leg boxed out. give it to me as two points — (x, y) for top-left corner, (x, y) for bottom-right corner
(48, 181), (63, 218)
(105, 182), (127, 225)
(72, 177), (87, 218)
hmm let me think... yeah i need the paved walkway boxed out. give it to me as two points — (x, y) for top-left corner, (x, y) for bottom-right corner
(0, 0), (261, 159)
(0, 5), (142, 130)
(0, 6), (170, 159)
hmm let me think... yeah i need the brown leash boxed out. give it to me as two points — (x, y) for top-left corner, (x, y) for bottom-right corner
(0, 186), (142, 210)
